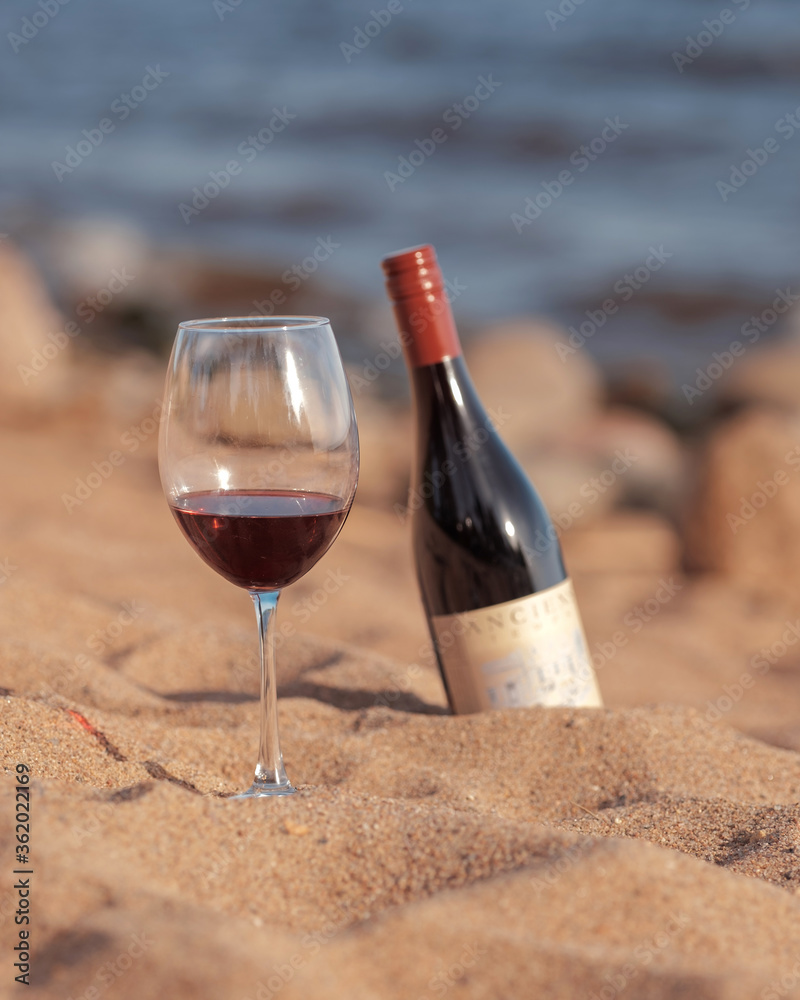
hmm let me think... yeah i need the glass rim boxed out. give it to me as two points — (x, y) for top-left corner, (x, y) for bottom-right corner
(177, 315), (331, 333)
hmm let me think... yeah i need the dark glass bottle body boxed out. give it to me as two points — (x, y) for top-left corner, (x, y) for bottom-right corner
(411, 356), (566, 620)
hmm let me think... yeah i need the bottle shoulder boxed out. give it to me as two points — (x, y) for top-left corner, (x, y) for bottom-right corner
(410, 358), (565, 612)
(413, 359), (553, 534)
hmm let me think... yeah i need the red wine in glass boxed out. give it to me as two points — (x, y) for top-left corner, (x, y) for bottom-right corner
(171, 490), (350, 591)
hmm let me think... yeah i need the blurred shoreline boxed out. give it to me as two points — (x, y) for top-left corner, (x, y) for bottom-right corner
(4, 0), (800, 389)
(14, 218), (798, 437)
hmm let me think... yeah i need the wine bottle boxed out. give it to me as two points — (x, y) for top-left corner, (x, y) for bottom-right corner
(382, 244), (603, 714)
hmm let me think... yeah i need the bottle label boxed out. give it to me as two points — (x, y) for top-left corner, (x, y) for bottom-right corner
(431, 579), (603, 714)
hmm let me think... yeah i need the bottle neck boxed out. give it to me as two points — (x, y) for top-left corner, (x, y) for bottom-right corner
(411, 355), (481, 422)
(390, 292), (462, 369)
(410, 356), (489, 480)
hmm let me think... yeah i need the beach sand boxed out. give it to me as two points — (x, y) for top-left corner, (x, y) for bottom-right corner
(2, 244), (800, 999)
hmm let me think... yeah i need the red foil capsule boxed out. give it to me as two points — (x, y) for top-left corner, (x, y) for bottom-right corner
(381, 244), (462, 368)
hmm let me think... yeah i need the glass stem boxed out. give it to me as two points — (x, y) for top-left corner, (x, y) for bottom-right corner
(249, 589), (293, 793)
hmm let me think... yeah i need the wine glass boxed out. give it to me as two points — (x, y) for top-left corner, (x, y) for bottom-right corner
(158, 317), (359, 797)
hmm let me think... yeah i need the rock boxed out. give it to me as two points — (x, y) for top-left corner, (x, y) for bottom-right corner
(462, 321), (618, 522)
(45, 215), (150, 300)
(94, 351), (166, 429)
(465, 324), (688, 523)
(520, 453), (623, 525)
(717, 340), (800, 415)
(0, 240), (72, 414)
(606, 357), (677, 421)
(684, 408), (800, 589)
(160, 256), (363, 349)
(466, 318), (604, 454)
(577, 406), (688, 519)
(563, 511), (681, 578)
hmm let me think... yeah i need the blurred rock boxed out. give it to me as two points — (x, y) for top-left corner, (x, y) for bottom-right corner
(516, 453), (622, 525)
(93, 350), (166, 429)
(684, 408), (800, 589)
(579, 406), (688, 519)
(465, 321), (618, 521)
(465, 322), (688, 523)
(716, 339), (800, 415)
(564, 510), (681, 578)
(606, 357), (676, 421)
(43, 217), (364, 354)
(158, 254), (363, 348)
(0, 239), (72, 415)
(467, 318), (604, 453)
(45, 216), (150, 299)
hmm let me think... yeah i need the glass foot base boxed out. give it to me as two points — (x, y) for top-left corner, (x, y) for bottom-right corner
(232, 780), (296, 799)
